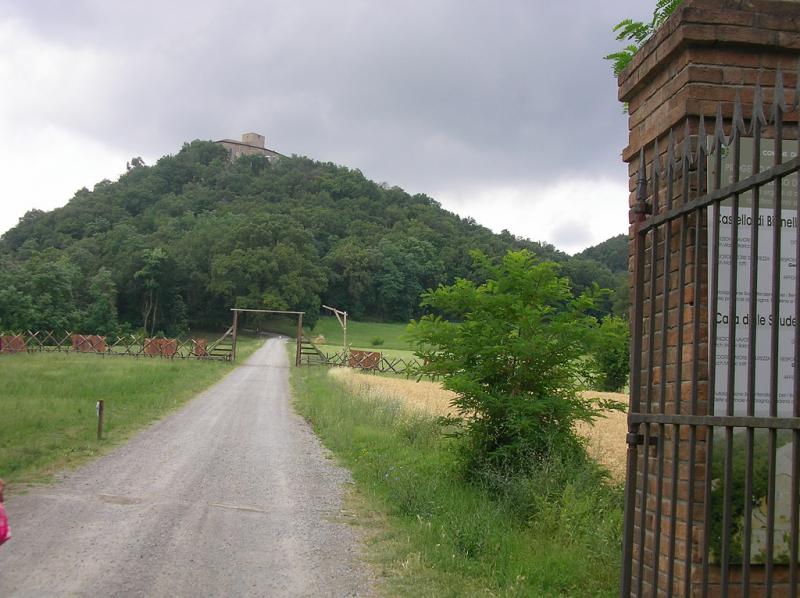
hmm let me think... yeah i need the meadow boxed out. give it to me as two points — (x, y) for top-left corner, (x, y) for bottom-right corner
(308, 316), (415, 356)
(291, 366), (624, 596)
(0, 336), (263, 487)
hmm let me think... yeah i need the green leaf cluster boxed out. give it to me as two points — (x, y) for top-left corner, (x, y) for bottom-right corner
(409, 250), (623, 468)
(605, 0), (684, 77)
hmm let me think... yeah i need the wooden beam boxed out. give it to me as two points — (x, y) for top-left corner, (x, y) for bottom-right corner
(230, 308), (305, 315)
(295, 313), (303, 367)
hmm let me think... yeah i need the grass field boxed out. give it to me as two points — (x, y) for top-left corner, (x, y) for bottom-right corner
(291, 366), (623, 597)
(308, 316), (412, 351)
(0, 336), (263, 488)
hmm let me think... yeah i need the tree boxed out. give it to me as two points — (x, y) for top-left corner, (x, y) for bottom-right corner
(373, 236), (443, 321)
(21, 250), (83, 331)
(83, 267), (119, 335)
(323, 238), (377, 320)
(409, 250), (621, 469)
(134, 248), (168, 336)
(559, 257), (616, 318)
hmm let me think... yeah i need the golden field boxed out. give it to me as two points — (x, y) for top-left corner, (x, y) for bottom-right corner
(329, 368), (628, 482)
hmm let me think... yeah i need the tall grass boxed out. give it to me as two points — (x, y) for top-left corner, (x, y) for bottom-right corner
(0, 336), (263, 486)
(291, 366), (623, 597)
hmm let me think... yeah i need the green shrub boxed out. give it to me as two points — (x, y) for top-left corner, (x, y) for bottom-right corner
(409, 250), (621, 470)
(592, 315), (630, 392)
(370, 336), (385, 347)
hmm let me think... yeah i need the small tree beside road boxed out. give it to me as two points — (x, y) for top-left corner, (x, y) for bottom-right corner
(409, 250), (623, 470)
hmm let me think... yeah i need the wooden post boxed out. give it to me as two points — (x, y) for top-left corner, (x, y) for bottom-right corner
(232, 310), (239, 362)
(343, 311), (348, 356)
(96, 400), (105, 440)
(322, 305), (348, 356)
(295, 313), (303, 367)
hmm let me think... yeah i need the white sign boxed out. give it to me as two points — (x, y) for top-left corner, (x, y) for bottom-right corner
(712, 205), (797, 416)
(706, 138), (800, 564)
(708, 137), (799, 416)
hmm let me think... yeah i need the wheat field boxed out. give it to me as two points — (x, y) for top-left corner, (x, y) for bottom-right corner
(329, 368), (628, 481)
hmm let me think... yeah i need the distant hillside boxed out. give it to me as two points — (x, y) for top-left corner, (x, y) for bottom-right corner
(0, 141), (622, 333)
(575, 234), (628, 274)
(0, 141), (625, 335)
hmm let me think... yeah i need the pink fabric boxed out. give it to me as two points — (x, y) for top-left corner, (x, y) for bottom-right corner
(0, 502), (10, 545)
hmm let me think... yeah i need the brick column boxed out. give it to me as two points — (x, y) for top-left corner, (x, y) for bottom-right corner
(619, 1), (800, 596)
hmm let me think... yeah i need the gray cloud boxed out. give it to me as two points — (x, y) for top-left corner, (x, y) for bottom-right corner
(2, 0), (652, 247)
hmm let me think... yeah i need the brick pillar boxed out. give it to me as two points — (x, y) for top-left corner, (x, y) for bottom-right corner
(619, 1), (800, 596)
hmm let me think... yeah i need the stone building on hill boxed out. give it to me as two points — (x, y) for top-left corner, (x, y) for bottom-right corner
(216, 132), (284, 161)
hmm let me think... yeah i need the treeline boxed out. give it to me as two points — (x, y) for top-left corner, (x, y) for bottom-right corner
(0, 141), (628, 335)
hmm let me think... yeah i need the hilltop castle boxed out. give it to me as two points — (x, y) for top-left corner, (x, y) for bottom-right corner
(216, 132), (284, 161)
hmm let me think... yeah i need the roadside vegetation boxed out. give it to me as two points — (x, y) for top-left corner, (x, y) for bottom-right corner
(330, 368), (629, 483)
(292, 250), (627, 595)
(292, 366), (623, 596)
(0, 336), (263, 487)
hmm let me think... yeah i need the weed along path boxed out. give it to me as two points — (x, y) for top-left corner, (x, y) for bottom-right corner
(0, 338), (373, 597)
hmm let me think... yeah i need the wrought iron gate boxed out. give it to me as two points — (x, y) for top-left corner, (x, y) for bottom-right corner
(621, 71), (800, 596)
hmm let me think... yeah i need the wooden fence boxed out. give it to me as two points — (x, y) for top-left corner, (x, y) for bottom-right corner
(305, 347), (432, 378)
(0, 330), (232, 361)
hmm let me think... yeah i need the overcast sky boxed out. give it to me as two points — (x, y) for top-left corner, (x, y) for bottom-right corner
(0, 0), (650, 254)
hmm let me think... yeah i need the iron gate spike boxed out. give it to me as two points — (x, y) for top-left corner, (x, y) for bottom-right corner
(681, 118), (694, 167)
(652, 136), (662, 212)
(772, 65), (787, 123)
(636, 148), (647, 206)
(749, 81), (768, 136)
(712, 102), (726, 154)
(698, 114), (708, 158)
(732, 90), (746, 142)
(653, 136), (662, 180)
(666, 128), (676, 183)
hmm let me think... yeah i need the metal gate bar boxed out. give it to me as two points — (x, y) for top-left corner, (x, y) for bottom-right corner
(621, 69), (800, 597)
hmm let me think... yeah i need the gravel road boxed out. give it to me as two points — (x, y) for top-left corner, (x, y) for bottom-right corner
(0, 338), (374, 597)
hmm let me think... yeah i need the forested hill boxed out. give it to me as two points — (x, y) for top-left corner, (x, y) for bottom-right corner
(0, 140), (625, 335)
(576, 234), (627, 274)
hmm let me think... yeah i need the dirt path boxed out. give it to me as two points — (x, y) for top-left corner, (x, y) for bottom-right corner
(0, 338), (373, 597)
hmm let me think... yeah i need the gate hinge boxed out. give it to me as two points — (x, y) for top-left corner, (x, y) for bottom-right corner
(626, 433), (643, 446)
(626, 433), (660, 452)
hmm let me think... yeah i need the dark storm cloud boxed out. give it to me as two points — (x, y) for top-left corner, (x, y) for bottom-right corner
(4, 0), (651, 204)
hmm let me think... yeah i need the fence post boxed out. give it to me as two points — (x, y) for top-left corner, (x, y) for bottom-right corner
(96, 400), (105, 440)
(231, 310), (239, 362)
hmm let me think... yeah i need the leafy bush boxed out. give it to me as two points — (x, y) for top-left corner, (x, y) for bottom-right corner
(409, 250), (622, 470)
(370, 336), (385, 347)
(592, 315), (630, 392)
